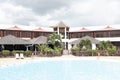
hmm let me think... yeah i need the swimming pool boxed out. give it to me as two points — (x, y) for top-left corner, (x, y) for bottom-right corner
(0, 59), (120, 80)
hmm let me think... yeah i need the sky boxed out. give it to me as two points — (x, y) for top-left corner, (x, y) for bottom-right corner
(0, 0), (120, 27)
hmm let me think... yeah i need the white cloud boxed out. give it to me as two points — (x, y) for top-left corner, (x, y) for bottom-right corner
(48, 0), (120, 26)
(0, 2), (37, 25)
(0, 0), (120, 27)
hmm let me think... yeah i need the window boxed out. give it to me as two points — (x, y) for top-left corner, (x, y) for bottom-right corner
(21, 31), (31, 38)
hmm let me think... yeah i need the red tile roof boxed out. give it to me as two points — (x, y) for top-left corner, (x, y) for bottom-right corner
(8, 26), (22, 30)
(71, 27), (89, 32)
(104, 26), (115, 30)
(80, 27), (89, 31)
(33, 27), (44, 31)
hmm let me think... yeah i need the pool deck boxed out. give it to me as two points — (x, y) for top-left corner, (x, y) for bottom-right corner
(0, 55), (120, 66)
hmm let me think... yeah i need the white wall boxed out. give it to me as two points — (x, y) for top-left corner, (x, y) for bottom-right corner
(96, 37), (120, 42)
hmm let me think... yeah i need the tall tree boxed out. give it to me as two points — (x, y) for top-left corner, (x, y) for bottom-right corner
(79, 39), (92, 50)
(48, 33), (62, 48)
(99, 41), (113, 50)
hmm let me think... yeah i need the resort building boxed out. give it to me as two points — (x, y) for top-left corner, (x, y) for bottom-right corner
(0, 21), (120, 50)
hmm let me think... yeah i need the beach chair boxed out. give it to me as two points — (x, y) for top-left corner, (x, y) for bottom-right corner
(20, 53), (24, 59)
(15, 53), (19, 59)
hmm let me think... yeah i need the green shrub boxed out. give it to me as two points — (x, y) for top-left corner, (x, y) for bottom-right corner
(12, 50), (24, 54)
(2, 50), (10, 57)
(37, 44), (47, 55)
(107, 46), (117, 56)
(46, 48), (54, 56)
(71, 47), (79, 51)
(53, 47), (62, 56)
(87, 50), (98, 56)
(71, 47), (79, 55)
(0, 52), (2, 57)
(24, 50), (31, 57)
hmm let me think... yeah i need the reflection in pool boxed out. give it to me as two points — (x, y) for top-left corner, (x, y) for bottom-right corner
(0, 59), (120, 80)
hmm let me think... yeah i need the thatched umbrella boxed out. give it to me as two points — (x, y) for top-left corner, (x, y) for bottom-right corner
(70, 36), (100, 44)
(0, 35), (31, 51)
(0, 35), (30, 45)
(30, 36), (47, 44)
(30, 36), (47, 55)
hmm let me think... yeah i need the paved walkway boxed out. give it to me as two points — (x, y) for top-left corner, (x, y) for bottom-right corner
(1, 56), (120, 66)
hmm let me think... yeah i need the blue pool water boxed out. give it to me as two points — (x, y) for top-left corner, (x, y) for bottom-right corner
(0, 59), (120, 80)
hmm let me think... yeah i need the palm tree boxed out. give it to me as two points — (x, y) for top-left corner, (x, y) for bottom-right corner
(37, 44), (47, 55)
(99, 41), (113, 50)
(48, 33), (62, 48)
(98, 41), (116, 56)
(79, 39), (92, 50)
(47, 33), (63, 56)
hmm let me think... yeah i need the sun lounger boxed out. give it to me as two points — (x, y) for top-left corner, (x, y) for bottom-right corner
(15, 53), (19, 59)
(20, 53), (24, 59)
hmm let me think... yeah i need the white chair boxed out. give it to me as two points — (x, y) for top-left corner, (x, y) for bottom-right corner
(15, 53), (19, 59)
(20, 53), (24, 59)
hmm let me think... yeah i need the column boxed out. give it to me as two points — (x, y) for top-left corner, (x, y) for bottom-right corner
(57, 27), (59, 35)
(65, 27), (67, 49)
(92, 43), (96, 50)
(65, 27), (66, 39)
